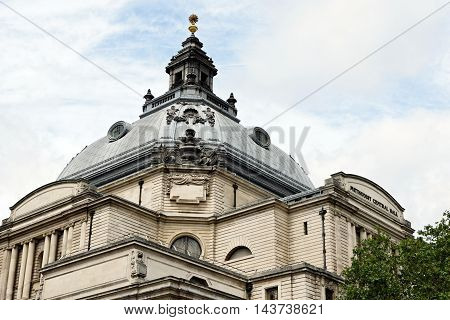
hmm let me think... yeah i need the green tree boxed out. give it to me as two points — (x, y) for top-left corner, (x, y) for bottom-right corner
(340, 210), (450, 299)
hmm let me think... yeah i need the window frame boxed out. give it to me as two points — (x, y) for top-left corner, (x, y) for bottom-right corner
(170, 235), (203, 259)
(225, 246), (253, 262)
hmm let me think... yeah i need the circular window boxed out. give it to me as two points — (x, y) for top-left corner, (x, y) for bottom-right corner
(250, 127), (271, 148)
(170, 236), (202, 258)
(108, 121), (130, 142)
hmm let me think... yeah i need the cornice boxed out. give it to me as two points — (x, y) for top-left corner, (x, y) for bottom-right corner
(287, 190), (412, 238)
(41, 236), (247, 281)
(249, 262), (344, 283)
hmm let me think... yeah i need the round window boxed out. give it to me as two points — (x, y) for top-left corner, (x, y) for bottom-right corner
(108, 121), (130, 142)
(170, 236), (202, 258)
(250, 127), (271, 148)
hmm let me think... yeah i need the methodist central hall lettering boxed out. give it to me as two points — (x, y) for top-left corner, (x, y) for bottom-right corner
(350, 186), (398, 216)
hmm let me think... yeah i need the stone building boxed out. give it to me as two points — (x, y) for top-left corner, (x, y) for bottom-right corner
(0, 16), (413, 300)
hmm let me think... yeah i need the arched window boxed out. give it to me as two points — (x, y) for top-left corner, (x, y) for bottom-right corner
(170, 236), (202, 258)
(225, 246), (252, 261)
(189, 276), (209, 287)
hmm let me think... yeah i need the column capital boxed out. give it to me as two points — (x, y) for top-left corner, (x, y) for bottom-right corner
(63, 222), (75, 229)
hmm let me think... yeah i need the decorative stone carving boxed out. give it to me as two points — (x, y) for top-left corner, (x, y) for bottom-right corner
(202, 107), (215, 127)
(75, 181), (89, 195)
(166, 173), (210, 194)
(130, 250), (147, 279)
(179, 129), (202, 162)
(149, 129), (222, 168)
(167, 106), (215, 127)
(151, 144), (182, 165)
(166, 105), (179, 125)
(197, 147), (218, 166)
(166, 173), (210, 203)
(332, 176), (346, 189)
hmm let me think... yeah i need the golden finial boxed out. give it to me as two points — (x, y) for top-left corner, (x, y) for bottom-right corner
(188, 14), (198, 34)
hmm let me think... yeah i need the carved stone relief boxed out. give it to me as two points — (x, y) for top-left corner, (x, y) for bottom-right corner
(130, 250), (147, 279)
(166, 173), (210, 204)
(166, 105), (215, 127)
(149, 129), (221, 167)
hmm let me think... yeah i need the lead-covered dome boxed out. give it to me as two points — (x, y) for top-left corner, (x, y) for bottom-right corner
(58, 33), (313, 196)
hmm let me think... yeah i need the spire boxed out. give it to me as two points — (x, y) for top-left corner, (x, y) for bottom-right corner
(165, 14), (218, 91)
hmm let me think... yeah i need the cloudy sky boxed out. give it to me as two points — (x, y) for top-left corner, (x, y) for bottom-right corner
(0, 0), (449, 230)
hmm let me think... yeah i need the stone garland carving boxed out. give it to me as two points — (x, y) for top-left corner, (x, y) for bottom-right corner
(130, 250), (147, 279)
(166, 106), (215, 127)
(166, 173), (210, 195)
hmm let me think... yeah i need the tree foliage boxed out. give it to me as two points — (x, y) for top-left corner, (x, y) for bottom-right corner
(340, 210), (450, 299)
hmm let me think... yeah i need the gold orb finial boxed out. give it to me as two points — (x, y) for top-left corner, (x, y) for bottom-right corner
(188, 14), (198, 34)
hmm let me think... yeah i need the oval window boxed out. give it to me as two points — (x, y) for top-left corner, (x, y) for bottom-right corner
(250, 127), (271, 148)
(108, 121), (130, 142)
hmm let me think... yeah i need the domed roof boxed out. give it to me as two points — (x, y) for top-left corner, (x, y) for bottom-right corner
(58, 99), (313, 194)
(58, 32), (314, 196)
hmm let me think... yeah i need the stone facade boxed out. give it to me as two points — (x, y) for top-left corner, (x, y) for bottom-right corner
(0, 18), (413, 300)
(0, 168), (413, 300)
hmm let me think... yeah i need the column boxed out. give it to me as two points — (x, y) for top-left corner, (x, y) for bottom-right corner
(48, 232), (58, 263)
(361, 228), (367, 242)
(347, 221), (354, 261)
(6, 245), (18, 300)
(22, 240), (35, 299)
(334, 214), (342, 274)
(320, 276), (326, 300)
(79, 219), (87, 250)
(367, 233), (373, 240)
(17, 242), (29, 299)
(61, 228), (68, 257)
(0, 249), (12, 299)
(42, 234), (51, 267)
(351, 223), (357, 249)
(66, 224), (74, 255)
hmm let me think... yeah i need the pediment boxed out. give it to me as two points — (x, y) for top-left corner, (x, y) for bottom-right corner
(330, 172), (404, 218)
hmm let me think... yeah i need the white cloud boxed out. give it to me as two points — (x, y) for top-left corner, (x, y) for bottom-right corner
(0, 0), (449, 232)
